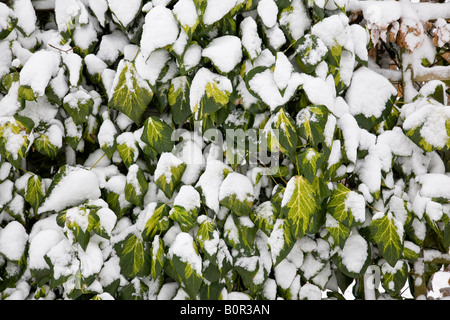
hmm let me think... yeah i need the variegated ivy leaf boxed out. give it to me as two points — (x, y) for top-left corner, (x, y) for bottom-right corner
(169, 185), (200, 231)
(190, 67), (232, 120)
(263, 108), (298, 161)
(108, 60), (153, 125)
(0, 117), (32, 169)
(297, 147), (323, 184)
(141, 116), (174, 156)
(370, 211), (404, 267)
(379, 260), (409, 295)
(268, 218), (295, 266)
(98, 118), (118, 159)
(327, 183), (366, 229)
(168, 76), (192, 125)
(125, 164), (149, 208)
(154, 152), (186, 199)
(250, 201), (277, 237)
(114, 233), (151, 278)
(107, 0), (142, 30)
(116, 132), (139, 168)
(296, 105), (329, 148)
(281, 175), (318, 239)
(219, 172), (254, 216)
(62, 89), (94, 125)
(56, 204), (101, 251)
(196, 216), (219, 260)
(168, 232), (203, 299)
(325, 213), (350, 249)
(118, 279), (149, 300)
(142, 203), (171, 241)
(34, 124), (63, 160)
(403, 101), (450, 153)
(295, 34), (328, 75)
(150, 235), (165, 280)
(25, 175), (45, 215)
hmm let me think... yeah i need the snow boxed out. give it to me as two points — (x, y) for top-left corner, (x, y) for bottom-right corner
(19, 50), (61, 97)
(203, 0), (237, 26)
(202, 36), (242, 74)
(96, 30), (130, 64)
(279, 0), (311, 41)
(219, 172), (254, 203)
(38, 166), (101, 214)
(419, 174), (450, 200)
(345, 191), (366, 223)
(28, 229), (65, 270)
(257, 0), (278, 29)
(107, 0), (141, 28)
(311, 14), (346, 48)
(173, 185), (200, 212)
(13, 0), (36, 36)
(135, 49), (170, 86)
(190, 67), (232, 116)
(98, 118), (117, 149)
(240, 17), (262, 60)
(274, 52), (293, 91)
(141, 6), (179, 59)
(345, 67), (397, 119)
(299, 283), (322, 300)
(0, 221), (28, 261)
(172, 0), (198, 31)
(168, 232), (202, 275)
(154, 152), (184, 184)
(0, 82), (21, 117)
(339, 234), (368, 273)
(274, 259), (297, 289)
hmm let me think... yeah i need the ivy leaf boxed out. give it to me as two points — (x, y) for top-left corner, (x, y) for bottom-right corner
(141, 116), (174, 156)
(327, 183), (365, 229)
(142, 203), (171, 241)
(219, 172), (254, 216)
(190, 67), (232, 120)
(25, 175), (45, 216)
(125, 164), (149, 208)
(168, 232), (203, 299)
(281, 176), (318, 239)
(154, 152), (186, 199)
(332, 234), (371, 278)
(150, 235), (165, 280)
(296, 105), (329, 148)
(380, 260), (408, 295)
(108, 60), (153, 125)
(370, 212), (404, 267)
(0, 118), (31, 169)
(169, 76), (192, 125)
(297, 148), (323, 184)
(250, 201), (277, 237)
(263, 108), (298, 161)
(62, 89), (94, 125)
(115, 233), (151, 278)
(325, 213), (350, 249)
(34, 126), (61, 160)
(268, 218), (295, 266)
(295, 34), (328, 75)
(116, 132), (139, 168)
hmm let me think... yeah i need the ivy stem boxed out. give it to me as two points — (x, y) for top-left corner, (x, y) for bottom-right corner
(89, 152), (106, 171)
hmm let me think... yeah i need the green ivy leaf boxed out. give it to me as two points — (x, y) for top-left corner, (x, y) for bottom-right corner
(250, 201), (277, 237)
(154, 153), (186, 199)
(263, 108), (298, 161)
(62, 89), (94, 125)
(150, 235), (165, 280)
(142, 203), (171, 241)
(115, 233), (151, 278)
(380, 260), (408, 296)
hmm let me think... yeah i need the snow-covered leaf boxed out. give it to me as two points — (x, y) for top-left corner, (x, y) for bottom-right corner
(141, 116), (174, 156)
(370, 212), (404, 267)
(154, 152), (186, 199)
(281, 176), (318, 239)
(25, 175), (45, 215)
(263, 108), (298, 160)
(124, 164), (148, 207)
(380, 260), (408, 295)
(115, 233), (151, 278)
(169, 76), (192, 125)
(219, 172), (254, 216)
(63, 89), (94, 125)
(108, 60), (153, 125)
